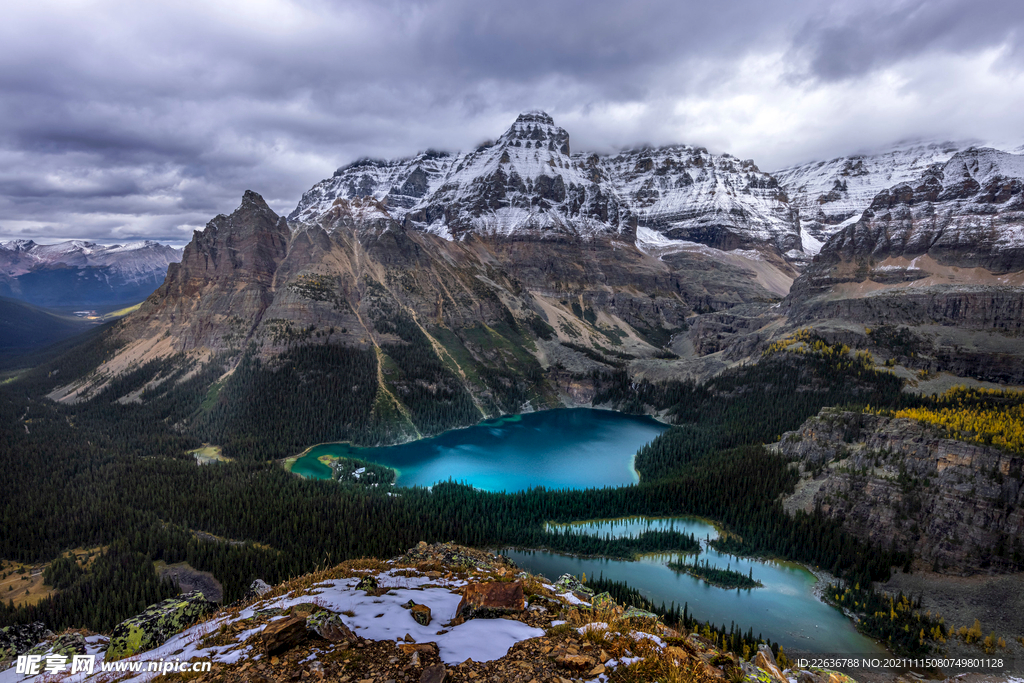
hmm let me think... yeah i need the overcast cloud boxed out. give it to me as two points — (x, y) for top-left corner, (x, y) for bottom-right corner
(1, 0), (1023, 246)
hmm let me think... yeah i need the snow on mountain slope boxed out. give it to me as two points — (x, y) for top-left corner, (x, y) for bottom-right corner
(289, 150), (457, 223)
(602, 146), (798, 254)
(0, 240), (182, 278)
(774, 140), (973, 244)
(293, 112), (799, 259)
(789, 146), (1024, 311)
(412, 111), (632, 240)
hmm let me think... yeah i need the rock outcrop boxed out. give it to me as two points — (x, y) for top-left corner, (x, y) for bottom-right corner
(0, 622), (51, 663)
(455, 581), (525, 620)
(775, 408), (1024, 574)
(105, 589), (215, 661)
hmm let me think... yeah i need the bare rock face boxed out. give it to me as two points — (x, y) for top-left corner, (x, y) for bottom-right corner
(775, 409), (1024, 574)
(783, 147), (1024, 381)
(121, 190), (291, 353)
(456, 581), (525, 620)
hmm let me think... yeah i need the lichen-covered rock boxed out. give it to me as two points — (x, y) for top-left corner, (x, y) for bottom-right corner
(410, 604), (432, 626)
(287, 602), (320, 617)
(26, 632), (87, 658)
(106, 590), (214, 661)
(797, 670), (824, 683)
(742, 660), (775, 683)
(0, 622), (51, 663)
(621, 606), (658, 623)
(356, 575), (378, 592)
(20, 632), (89, 670)
(754, 644), (788, 683)
(590, 592), (618, 613)
(456, 582), (524, 620)
(809, 667), (858, 683)
(554, 574), (593, 598)
(244, 579), (272, 600)
(306, 611), (356, 644)
(401, 541), (517, 574)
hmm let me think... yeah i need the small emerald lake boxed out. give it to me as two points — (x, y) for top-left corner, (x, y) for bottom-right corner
(289, 408), (669, 491)
(506, 517), (888, 658)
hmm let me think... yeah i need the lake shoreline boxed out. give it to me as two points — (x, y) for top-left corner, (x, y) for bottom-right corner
(280, 404), (670, 474)
(283, 408), (664, 490)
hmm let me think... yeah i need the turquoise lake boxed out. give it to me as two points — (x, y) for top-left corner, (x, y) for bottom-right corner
(505, 517), (888, 658)
(290, 408), (669, 491)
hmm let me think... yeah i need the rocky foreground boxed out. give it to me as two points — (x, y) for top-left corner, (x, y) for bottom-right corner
(0, 543), (1008, 683)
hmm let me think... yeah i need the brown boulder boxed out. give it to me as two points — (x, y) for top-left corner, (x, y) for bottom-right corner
(419, 663), (447, 683)
(456, 582), (525, 620)
(410, 604), (432, 626)
(261, 615), (307, 655)
(554, 654), (596, 671)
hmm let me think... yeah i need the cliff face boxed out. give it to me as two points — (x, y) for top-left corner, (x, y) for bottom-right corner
(71, 174), (782, 424)
(776, 409), (1024, 575)
(124, 191), (291, 353)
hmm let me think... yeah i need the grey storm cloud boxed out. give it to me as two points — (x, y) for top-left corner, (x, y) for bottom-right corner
(1, 0), (1022, 245)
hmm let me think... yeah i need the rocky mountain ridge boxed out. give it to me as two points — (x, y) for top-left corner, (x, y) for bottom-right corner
(786, 147), (1024, 324)
(774, 140), (977, 246)
(293, 112), (801, 268)
(774, 146), (1024, 383)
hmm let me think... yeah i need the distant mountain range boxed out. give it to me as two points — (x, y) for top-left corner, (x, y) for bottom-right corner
(0, 239), (182, 309)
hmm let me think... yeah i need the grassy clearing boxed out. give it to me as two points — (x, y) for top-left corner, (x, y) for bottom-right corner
(0, 559), (54, 607)
(0, 547), (103, 607)
(190, 445), (232, 464)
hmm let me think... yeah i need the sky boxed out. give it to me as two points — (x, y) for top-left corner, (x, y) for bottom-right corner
(2, 0), (1023, 247)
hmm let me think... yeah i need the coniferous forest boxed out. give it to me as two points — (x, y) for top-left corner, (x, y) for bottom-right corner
(0, 334), (937, 650)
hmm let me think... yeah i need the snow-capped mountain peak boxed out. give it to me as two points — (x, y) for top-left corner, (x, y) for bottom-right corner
(773, 139), (979, 244)
(292, 112), (804, 257)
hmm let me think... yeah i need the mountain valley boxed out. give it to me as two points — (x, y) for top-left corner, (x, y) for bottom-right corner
(2, 112), (1024, 679)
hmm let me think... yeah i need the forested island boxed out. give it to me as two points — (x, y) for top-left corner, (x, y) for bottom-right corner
(668, 556), (763, 589)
